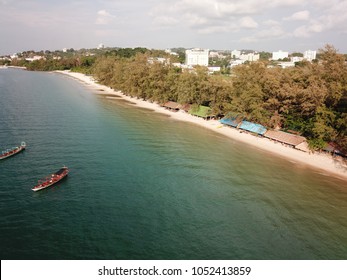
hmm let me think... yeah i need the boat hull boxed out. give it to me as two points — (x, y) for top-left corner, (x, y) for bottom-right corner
(0, 143), (26, 160)
(32, 167), (69, 192)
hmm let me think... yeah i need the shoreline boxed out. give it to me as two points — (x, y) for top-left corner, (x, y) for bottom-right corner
(56, 70), (347, 182)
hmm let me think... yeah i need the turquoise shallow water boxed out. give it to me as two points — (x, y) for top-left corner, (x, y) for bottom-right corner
(0, 69), (347, 260)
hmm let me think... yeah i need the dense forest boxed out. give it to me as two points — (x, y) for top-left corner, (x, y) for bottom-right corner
(3, 45), (347, 152)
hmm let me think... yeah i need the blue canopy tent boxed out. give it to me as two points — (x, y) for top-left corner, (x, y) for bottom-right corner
(220, 114), (243, 128)
(239, 121), (267, 135)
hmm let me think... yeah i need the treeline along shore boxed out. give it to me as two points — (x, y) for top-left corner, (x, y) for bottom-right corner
(57, 69), (347, 181)
(4, 45), (347, 163)
(90, 45), (347, 154)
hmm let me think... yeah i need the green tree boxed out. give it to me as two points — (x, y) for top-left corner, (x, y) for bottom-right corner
(319, 44), (347, 108)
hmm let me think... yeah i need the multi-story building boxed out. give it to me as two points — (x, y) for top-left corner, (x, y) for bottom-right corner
(239, 52), (259, 62)
(304, 50), (316, 61)
(185, 48), (209, 66)
(272, 50), (289, 60)
(165, 49), (179, 56)
(231, 49), (241, 59)
(25, 56), (44, 62)
(291, 56), (304, 63)
(229, 59), (244, 68)
(229, 50), (259, 67)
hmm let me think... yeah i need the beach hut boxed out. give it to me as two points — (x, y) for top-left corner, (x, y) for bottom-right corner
(189, 105), (215, 119)
(264, 130), (308, 151)
(239, 121), (267, 135)
(180, 104), (192, 112)
(295, 141), (310, 152)
(323, 142), (347, 157)
(163, 101), (181, 111)
(220, 114), (243, 128)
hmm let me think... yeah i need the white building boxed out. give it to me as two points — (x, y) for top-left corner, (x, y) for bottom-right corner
(208, 66), (221, 73)
(209, 51), (219, 58)
(148, 57), (168, 64)
(272, 50), (289, 60)
(97, 43), (105, 49)
(185, 48), (209, 66)
(291, 56), (304, 63)
(231, 50), (241, 59)
(279, 62), (295, 68)
(209, 51), (226, 59)
(239, 52), (259, 62)
(304, 50), (316, 61)
(165, 49), (179, 56)
(229, 50), (259, 67)
(229, 59), (244, 68)
(25, 56), (44, 62)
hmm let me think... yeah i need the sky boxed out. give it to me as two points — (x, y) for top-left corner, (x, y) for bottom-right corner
(1, 0), (347, 55)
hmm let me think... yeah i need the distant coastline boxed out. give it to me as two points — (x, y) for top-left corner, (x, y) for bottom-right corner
(56, 70), (347, 182)
(6, 66), (27, 69)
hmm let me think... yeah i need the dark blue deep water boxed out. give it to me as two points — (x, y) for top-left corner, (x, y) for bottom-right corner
(1, 69), (346, 260)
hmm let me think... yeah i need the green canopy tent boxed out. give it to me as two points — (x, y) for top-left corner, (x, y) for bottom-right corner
(188, 105), (215, 119)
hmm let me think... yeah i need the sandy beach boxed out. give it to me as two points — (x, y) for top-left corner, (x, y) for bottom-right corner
(56, 70), (347, 181)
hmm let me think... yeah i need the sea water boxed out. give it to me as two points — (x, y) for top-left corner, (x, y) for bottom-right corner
(0, 69), (346, 259)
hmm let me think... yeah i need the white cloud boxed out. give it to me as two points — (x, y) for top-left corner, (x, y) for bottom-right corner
(284, 10), (310, 21)
(1, 0), (347, 54)
(95, 10), (114, 25)
(239, 17), (258, 29)
(293, 21), (324, 38)
(258, 25), (286, 38)
(263, 19), (281, 26)
(293, 26), (312, 38)
(182, 12), (208, 27)
(150, 0), (267, 34)
(240, 25), (287, 43)
(293, 1), (347, 38)
(270, 0), (302, 6)
(0, 0), (12, 5)
(320, 1), (347, 29)
(152, 16), (179, 27)
(197, 23), (239, 34)
(172, 0), (257, 18)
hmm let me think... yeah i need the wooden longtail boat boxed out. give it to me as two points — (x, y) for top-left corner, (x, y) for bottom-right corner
(32, 167), (69, 192)
(0, 142), (26, 160)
